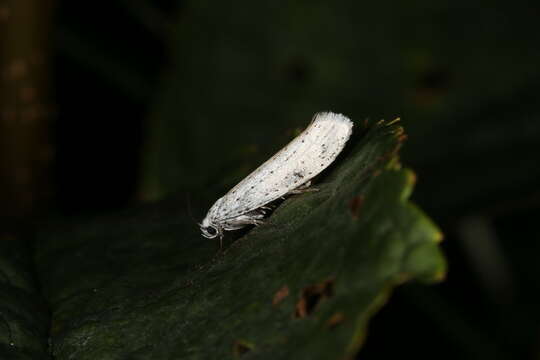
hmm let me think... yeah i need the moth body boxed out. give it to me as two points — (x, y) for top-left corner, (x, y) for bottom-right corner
(200, 111), (353, 240)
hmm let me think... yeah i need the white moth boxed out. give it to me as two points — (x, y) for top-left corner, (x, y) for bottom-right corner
(200, 111), (353, 241)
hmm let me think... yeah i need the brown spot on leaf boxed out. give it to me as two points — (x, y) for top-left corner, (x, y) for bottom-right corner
(294, 278), (335, 318)
(349, 195), (364, 219)
(326, 312), (345, 329)
(272, 285), (290, 305)
(398, 133), (408, 142)
(233, 340), (253, 357)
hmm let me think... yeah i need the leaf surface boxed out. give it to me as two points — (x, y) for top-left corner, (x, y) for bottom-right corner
(36, 120), (445, 359)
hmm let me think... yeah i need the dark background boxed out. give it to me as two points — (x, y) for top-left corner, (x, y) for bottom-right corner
(2, 0), (540, 358)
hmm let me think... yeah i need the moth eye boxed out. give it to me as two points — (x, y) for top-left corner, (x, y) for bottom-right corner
(205, 226), (217, 236)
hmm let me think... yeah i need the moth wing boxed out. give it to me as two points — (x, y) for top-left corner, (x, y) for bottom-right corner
(210, 112), (353, 221)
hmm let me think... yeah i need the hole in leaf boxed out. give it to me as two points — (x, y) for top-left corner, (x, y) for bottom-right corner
(294, 278), (335, 318)
(272, 285), (290, 305)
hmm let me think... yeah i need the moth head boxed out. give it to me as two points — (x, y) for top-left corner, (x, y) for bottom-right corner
(200, 218), (220, 239)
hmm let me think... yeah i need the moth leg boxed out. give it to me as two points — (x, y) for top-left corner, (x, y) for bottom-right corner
(288, 180), (318, 194)
(246, 208), (267, 219)
(223, 210), (265, 231)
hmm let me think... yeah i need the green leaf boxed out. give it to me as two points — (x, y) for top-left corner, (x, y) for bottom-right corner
(36, 120), (445, 359)
(0, 234), (50, 359)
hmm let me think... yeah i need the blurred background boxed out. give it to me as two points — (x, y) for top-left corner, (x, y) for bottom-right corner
(1, 0), (540, 358)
